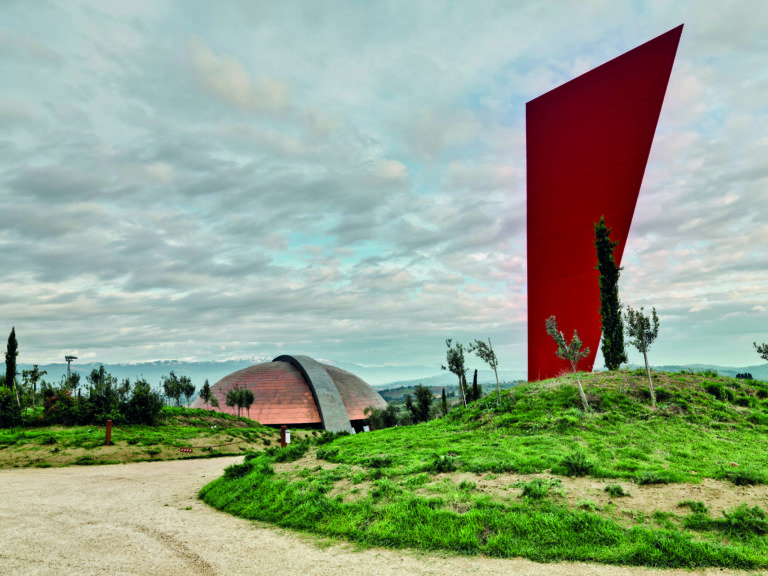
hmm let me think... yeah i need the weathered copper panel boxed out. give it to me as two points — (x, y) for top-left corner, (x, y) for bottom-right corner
(190, 357), (387, 429)
(526, 25), (682, 381)
(322, 364), (388, 421)
(191, 361), (321, 425)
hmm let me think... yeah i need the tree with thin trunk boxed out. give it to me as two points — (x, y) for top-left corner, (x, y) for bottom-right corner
(179, 375), (195, 408)
(545, 316), (591, 412)
(441, 339), (468, 407)
(755, 342), (768, 362)
(5, 327), (18, 389)
(625, 306), (660, 408)
(241, 388), (254, 418)
(22, 365), (47, 409)
(594, 217), (627, 371)
(199, 380), (212, 409)
(441, 387), (448, 416)
(226, 386), (240, 416)
(469, 337), (501, 404)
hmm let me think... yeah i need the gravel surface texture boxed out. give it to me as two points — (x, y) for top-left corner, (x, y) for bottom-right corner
(0, 457), (752, 575)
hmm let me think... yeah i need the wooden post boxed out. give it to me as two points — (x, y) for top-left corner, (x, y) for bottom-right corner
(105, 420), (112, 446)
(280, 425), (287, 448)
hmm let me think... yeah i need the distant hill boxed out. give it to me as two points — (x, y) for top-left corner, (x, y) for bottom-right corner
(648, 363), (768, 381)
(16, 360), (768, 391)
(373, 369), (527, 390)
(16, 359), (267, 390)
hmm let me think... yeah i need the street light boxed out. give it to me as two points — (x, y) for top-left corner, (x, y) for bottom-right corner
(65, 355), (77, 380)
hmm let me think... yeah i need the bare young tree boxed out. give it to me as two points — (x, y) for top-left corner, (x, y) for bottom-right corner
(469, 338), (501, 404)
(545, 316), (591, 412)
(441, 339), (468, 407)
(625, 306), (660, 408)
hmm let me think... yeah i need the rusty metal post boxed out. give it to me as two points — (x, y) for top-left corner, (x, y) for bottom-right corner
(280, 425), (287, 448)
(105, 420), (112, 446)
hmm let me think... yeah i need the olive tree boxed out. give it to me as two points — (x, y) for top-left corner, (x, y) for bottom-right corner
(469, 338), (500, 403)
(755, 342), (768, 362)
(545, 316), (591, 412)
(625, 306), (660, 408)
(441, 339), (468, 407)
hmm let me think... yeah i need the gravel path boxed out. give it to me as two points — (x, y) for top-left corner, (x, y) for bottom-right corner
(0, 458), (750, 575)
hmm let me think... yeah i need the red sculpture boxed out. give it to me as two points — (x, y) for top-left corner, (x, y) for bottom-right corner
(527, 25), (683, 381)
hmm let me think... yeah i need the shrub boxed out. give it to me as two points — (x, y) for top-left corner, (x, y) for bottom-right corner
(271, 442), (309, 463)
(725, 467), (767, 486)
(364, 454), (393, 469)
(722, 504), (768, 537)
(560, 451), (593, 476)
(429, 455), (457, 473)
(704, 383), (725, 400)
(0, 387), (21, 428)
(224, 461), (254, 479)
(316, 430), (350, 445)
(636, 471), (670, 485)
(316, 446), (339, 461)
(604, 484), (629, 497)
(678, 500), (708, 514)
(124, 379), (164, 425)
(518, 478), (551, 499)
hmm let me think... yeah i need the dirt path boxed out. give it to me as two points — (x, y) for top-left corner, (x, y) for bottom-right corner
(0, 458), (755, 576)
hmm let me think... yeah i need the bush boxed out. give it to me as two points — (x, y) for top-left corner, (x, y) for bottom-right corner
(725, 467), (767, 486)
(519, 478), (551, 499)
(316, 430), (350, 445)
(678, 500), (708, 514)
(124, 380), (164, 425)
(364, 454), (393, 469)
(224, 460), (254, 479)
(560, 451), (593, 476)
(429, 455), (457, 473)
(604, 484), (629, 497)
(270, 442), (309, 463)
(722, 504), (768, 537)
(0, 387), (21, 428)
(636, 471), (671, 485)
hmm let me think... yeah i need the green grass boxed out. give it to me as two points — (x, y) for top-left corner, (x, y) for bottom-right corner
(0, 406), (281, 467)
(199, 370), (768, 569)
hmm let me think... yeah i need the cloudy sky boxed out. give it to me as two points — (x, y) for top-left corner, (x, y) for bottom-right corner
(1, 0), (767, 380)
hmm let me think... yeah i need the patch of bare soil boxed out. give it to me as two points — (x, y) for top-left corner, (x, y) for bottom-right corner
(0, 457), (755, 576)
(0, 436), (259, 468)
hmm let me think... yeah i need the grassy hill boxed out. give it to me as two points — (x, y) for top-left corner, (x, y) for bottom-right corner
(199, 369), (768, 570)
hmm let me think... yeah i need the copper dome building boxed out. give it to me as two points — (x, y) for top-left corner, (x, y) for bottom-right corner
(191, 355), (387, 433)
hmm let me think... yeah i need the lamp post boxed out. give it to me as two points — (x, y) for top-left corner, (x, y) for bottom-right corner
(65, 355), (77, 381)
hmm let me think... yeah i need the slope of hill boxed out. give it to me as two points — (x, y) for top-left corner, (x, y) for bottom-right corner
(201, 369), (768, 570)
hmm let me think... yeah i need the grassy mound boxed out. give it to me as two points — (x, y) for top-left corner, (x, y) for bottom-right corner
(199, 370), (768, 569)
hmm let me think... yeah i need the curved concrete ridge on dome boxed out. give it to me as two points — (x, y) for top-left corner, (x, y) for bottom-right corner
(273, 355), (354, 433)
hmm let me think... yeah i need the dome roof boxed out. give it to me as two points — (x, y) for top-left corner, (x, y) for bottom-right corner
(190, 355), (387, 432)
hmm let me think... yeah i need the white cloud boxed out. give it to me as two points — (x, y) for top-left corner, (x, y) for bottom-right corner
(187, 37), (290, 113)
(1, 0), (766, 375)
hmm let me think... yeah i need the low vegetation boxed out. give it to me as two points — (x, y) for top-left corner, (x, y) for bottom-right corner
(200, 369), (768, 570)
(0, 406), (285, 468)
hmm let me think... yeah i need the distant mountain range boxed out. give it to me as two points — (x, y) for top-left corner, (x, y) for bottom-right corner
(15, 359), (768, 390)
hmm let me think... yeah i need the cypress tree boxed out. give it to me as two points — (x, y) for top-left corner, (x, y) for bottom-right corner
(594, 217), (627, 370)
(441, 387), (448, 415)
(5, 327), (18, 388)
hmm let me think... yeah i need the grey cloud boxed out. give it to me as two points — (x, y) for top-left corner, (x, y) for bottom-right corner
(0, 28), (66, 66)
